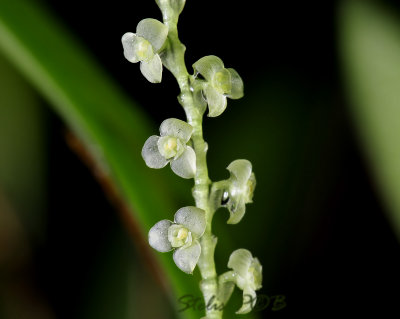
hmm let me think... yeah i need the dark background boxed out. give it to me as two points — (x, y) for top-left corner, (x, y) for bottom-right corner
(1, 0), (400, 318)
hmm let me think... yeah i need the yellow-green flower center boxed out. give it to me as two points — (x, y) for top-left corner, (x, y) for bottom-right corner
(136, 38), (153, 61)
(177, 227), (189, 240)
(168, 224), (191, 248)
(212, 70), (231, 94)
(158, 136), (184, 159)
(164, 137), (177, 152)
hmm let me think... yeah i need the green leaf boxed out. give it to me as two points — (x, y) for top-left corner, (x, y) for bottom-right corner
(340, 0), (400, 241)
(0, 1), (199, 318)
(0, 54), (46, 238)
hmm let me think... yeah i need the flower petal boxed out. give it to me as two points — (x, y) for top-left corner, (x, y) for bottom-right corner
(121, 32), (140, 63)
(159, 118), (193, 142)
(245, 173), (256, 203)
(121, 34), (154, 63)
(236, 286), (257, 315)
(249, 257), (263, 291)
(174, 206), (206, 238)
(136, 18), (168, 52)
(193, 55), (224, 81)
(228, 249), (253, 279)
(190, 81), (208, 114)
(227, 159), (252, 185)
(170, 146), (196, 179)
(141, 135), (169, 168)
(148, 219), (173, 252)
(211, 68), (232, 94)
(204, 85), (227, 117)
(226, 68), (244, 99)
(227, 197), (246, 224)
(173, 240), (201, 273)
(218, 270), (236, 304)
(140, 54), (163, 83)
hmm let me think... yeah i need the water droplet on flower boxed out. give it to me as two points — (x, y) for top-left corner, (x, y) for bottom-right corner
(221, 191), (229, 205)
(178, 93), (186, 106)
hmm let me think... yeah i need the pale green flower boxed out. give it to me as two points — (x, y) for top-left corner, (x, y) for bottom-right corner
(212, 159), (256, 224)
(192, 55), (244, 117)
(122, 18), (168, 83)
(141, 118), (196, 179)
(148, 206), (206, 273)
(220, 249), (262, 314)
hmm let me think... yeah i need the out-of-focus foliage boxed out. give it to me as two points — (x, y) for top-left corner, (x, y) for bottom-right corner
(0, 54), (46, 238)
(340, 0), (400, 241)
(0, 1), (201, 318)
(0, 53), (52, 319)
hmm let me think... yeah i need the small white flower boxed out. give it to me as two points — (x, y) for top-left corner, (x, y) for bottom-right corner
(227, 249), (262, 314)
(148, 206), (206, 274)
(141, 118), (196, 179)
(192, 55), (244, 117)
(122, 18), (168, 83)
(212, 159), (256, 224)
(225, 159), (256, 223)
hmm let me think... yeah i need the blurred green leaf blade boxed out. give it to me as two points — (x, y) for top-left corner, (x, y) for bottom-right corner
(0, 1), (200, 318)
(340, 0), (400, 240)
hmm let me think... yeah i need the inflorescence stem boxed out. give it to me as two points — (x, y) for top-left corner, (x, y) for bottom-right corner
(159, 2), (222, 318)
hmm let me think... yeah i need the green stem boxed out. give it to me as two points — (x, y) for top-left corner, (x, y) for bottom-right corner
(158, 2), (222, 318)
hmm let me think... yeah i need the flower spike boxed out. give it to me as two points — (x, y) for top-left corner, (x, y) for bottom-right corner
(121, 1), (261, 318)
